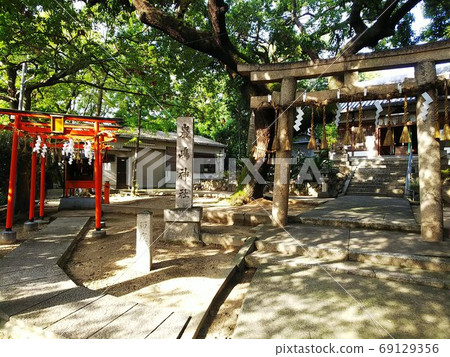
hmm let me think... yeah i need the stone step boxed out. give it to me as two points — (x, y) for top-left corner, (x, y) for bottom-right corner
(253, 232), (449, 271)
(201, 232), (250, 248)
(354, 164), (409, 169)
(345, 191), (404, 197)
(298, 215), (419, 233)
(245, 251), (450, 289)
(349, 182), (405, 187)
(346, 189), (404, 195)
(353, 172), (407, 177)
(347, 185), (404, 191)
(254, 237), (348, 261)
(349, 251), (450, 273)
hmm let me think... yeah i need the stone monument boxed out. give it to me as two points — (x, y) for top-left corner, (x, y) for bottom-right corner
(163, 117), (203, 246)
(136, 210), (153, 272)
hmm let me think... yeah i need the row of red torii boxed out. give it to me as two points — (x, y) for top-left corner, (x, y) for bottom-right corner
(0, 108), (122, 242)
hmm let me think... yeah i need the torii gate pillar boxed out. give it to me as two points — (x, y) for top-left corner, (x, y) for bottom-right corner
(272, 77), (297, 227)
(415, 61), (443, 241)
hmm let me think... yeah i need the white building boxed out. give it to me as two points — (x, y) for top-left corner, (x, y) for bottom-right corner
(103, 129), (226, 189)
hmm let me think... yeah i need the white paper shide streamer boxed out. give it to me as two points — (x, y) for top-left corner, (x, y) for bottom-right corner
(374, 101), (383, 127)
(83, 140), (93, 165)
(294, 107), (304, 131)
(62, 139), (75, 165)
(420, 92), (433, 121)
(334, 103), (343, 128)
(33, 135), (42, 155)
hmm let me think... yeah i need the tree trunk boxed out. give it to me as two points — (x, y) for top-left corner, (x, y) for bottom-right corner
(23, 88), (32, 111)
(6, 66), (18, 109)
(96, 88), (104, 117)
(131, 105), (142, 196)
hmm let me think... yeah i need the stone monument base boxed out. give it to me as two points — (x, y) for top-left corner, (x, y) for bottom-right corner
(163, 207), (203, 247)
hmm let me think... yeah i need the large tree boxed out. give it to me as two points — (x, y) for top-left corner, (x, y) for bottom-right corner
(87, 0), (444, 197)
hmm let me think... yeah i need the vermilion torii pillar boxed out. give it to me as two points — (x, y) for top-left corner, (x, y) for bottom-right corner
(24, 149), (39, 231)
(92, 122), (106, 238)
(1, 115), (20, 243)
(36, 153), (48, 224)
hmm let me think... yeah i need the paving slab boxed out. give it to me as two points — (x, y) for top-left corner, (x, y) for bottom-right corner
(0, 265), (62, 287)
(3, 240), (74, 264)
(47, 294), (137, 338)
(349, 229), (450, 257)
(146, 312), (191, 339)
(11, 287), (102, 329)
(0, 274), (77, 317)
(299, 195), (420, 232)
(90, 304), (173, 339)
(255, 225), (349, 257)
(233, 265), (450, 339)
(0, 257), (58, 272)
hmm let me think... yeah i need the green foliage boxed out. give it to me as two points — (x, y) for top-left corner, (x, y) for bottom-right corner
(422, 0), (450, 41)
(315, 123), (339, 147)
(291, 150), (334, 181)
(442, 168), (450, 180)
(1, 0), (447, 181)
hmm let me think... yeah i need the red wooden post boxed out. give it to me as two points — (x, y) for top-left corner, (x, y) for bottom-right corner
(5, 115), (21, 231)
(104, 181), (110, 204)
(39, 154), (46, 219)
(28, 150), (37, 222)
(93, 122), (105, 236)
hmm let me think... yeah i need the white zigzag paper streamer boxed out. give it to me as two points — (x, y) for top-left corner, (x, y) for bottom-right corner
(33, 135), (42, 154)
(294, 107), (304, 131)
(41, 143), (47, 158)
(420, 92), (433, 121)
(374, 101), (383, 127)
(334, 103), (343, 127)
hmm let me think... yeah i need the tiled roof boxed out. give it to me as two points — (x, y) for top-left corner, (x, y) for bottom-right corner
(117, 129), (226, 148)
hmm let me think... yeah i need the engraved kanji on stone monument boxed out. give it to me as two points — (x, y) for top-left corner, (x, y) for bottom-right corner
(178, 147), (190, 160)
(176, 117), (194, 208)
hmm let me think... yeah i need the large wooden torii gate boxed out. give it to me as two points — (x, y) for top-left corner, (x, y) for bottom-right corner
(0, 109), (121, 243)
(238, 40), (450, 242)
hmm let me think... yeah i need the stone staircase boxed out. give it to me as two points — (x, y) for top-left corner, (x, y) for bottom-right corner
(244, 223), (450, 290)
(346, 157), (416, 197)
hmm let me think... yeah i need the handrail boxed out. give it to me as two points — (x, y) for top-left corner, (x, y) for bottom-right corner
(405, 144), (413, 197)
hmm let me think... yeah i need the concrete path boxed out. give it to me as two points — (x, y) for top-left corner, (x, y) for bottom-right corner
(234, 195), (450, 338)
(298, 195), (420, 232)
(233, 265), (450, 339)
(0, 217), (191, 338)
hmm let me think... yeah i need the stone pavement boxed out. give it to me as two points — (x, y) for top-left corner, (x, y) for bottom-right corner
(0, 217), (192, 338)
(233, 195), (450, 339)
(298, 195), (420, 232)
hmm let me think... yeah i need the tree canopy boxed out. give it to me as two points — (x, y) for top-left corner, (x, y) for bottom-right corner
(0, 0), (448, 158)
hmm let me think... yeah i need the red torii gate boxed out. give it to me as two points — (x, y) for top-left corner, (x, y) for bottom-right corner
(0, 109), (122, 243)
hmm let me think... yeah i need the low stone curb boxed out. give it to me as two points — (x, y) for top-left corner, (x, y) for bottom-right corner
(201, 233), (250, 248)
(183, 236), (257, 339)
(202, 210), (272, 226)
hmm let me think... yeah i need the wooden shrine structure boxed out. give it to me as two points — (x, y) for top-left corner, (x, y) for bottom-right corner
(238, 39), (450, 241)
(0, 109), (121, 242)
